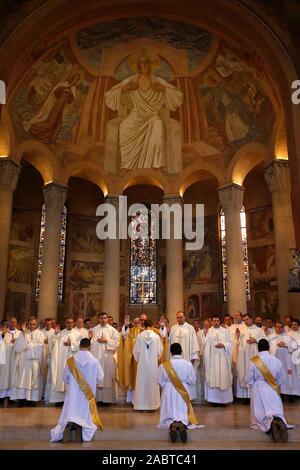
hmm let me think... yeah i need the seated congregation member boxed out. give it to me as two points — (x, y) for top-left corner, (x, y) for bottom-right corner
(157, 343), (197, 443)
(246, 339), (293, 442)
(51, 338), (104, 443)
(132, 319), (162, 411)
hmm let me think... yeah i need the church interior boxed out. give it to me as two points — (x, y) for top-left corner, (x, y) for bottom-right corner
(1, 0), (300, 451)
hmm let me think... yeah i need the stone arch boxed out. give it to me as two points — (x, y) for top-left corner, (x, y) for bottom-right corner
(15, 140), (60, 185)
(178, 161), (225, 197)
(227, 142), (268, 186)
(122, 175), (165, 193)
(65, 161), (109, 196)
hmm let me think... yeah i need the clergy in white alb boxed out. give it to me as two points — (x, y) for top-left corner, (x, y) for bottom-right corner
(157, 342), (197, 429)
(0, 329), (6, 365)
(246, 338), (293, 436)
(236, 314), (266, 398)
(51, 338), (104, 442)
(10, 318), (44, 402)
(41, 318), (55, 401)
(289, 319), (300, 393)
(132, 320), (162, 411)
(269, 321), (298, 397)
(0, 317), (21, 399)
(192, 320), (205, 404)
(204, 315), (233, 404)
(74, 317), (90, 342)
(229, 311), (247, 398)
(91, 312), (120, 403)
(169, 312), (199, 363)
(50, 317), (80, 403)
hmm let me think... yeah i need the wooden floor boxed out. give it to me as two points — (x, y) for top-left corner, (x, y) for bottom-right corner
(0, 401), (299, 450)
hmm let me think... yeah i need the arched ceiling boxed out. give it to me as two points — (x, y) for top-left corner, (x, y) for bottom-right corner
(0, 0), (297, 194)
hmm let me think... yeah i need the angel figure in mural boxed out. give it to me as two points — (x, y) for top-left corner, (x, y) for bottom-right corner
(104, 49), (184, 173)
(23, 71), (81, 144)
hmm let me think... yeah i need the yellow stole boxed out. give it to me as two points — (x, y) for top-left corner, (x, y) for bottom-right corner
(67, 356), (104, 431)
(251, 355), (280, 395)
(163, 360), (198, 425)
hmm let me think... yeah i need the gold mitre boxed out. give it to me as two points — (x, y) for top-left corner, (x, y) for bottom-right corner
(128, 48), (160, 73)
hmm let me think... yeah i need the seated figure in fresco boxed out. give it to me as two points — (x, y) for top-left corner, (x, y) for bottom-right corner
(23, 71), (81, 144)
(104, 49), (184, 173)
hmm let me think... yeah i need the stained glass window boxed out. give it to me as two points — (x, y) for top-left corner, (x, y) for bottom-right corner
(129, 209), (157, 304)
(36, 204), (67, 302)
(220, 206), (250, 302)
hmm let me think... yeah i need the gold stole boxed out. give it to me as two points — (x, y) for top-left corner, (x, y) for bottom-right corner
(251, 355), (280, 395)
(163, 360), (198, 425)
(67, 356), (104, 431)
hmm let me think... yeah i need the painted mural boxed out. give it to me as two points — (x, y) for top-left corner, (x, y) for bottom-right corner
(10, 16), (276, 171)
(70, 215), (104, 254)
(12, 51), (90, 145)
(247, 205), (278, 317)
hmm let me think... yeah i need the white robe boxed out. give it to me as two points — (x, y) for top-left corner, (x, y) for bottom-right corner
(157, 355), (196, 428)
(74, 327), (89, 343)
(193, 329), (205, 403)
(10, 329), (44, 401)
(132, 330), (162, 410)
(269, 333), (298, 395)
(229, 322), (247, 397)
(289, 330), (300, 388)
(0, 335), (6, 365)
(236, 325), (266, 398)
(169, 322), (199, 362)
(0, 329), (21, 398)
(204, 326), (233, 404)
(41, 328), (55, 400)
(50, 350), (104, 442)
(91, 324), (120, 403)
(246, 351), (293, 432)
(49, 328), (80, 403)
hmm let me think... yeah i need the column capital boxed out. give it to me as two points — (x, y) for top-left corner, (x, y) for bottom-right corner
(218, 183), (244, 212)
(105, 194), (120, 209)
(163, 194), (183, 206)
(0, 158), (21, 191)
(264, 160), (291, 192)
(43, 183), (68, 211)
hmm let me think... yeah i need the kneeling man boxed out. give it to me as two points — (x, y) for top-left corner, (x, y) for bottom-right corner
(51, 338), (104, 443)
(246, 338), (293, 442)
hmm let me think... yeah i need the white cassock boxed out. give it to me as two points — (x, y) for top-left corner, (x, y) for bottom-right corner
(0, 335), (6, 364)
(91, 324), (120, 403)
(0, 329), (21, 399)
(74, 327), (89, 343)
(269, 332), (298, 396)
(193, 329), (205, 403)
(41, 328), (55, 401)
(121, 324), (130, 340)
(50, 350), (104, 442)
(10, 329), (44, 401)
(169, 322), (199, 362)
(289, 330), (300, 394)
(157, 355), (196, 428)
(132, 330), (162, 410)
(204, 326), (233, 404)
(246, 351), (293, 432)
(236, 325), (266, 398)
(229, 322), (247, 397)
(50, 328), (80, 403)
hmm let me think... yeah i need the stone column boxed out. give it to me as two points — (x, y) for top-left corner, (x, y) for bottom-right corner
(38, 183), (67, 319)
(0, 158), (21, 320)
(101, 195), (120, 323)
(164, 195), (184, 325)
(265, 160), (296, 317)
(219, 184), (247, 315)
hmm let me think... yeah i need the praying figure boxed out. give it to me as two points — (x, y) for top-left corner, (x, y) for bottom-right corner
(104, 49), (184, 173)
